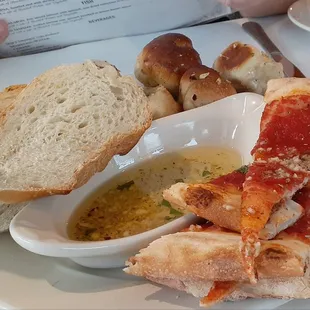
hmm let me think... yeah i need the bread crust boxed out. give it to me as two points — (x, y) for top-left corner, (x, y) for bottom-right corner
(0, 121), (150, 203)
(135, 33), (202, 97)
(0, 84), (27, 119)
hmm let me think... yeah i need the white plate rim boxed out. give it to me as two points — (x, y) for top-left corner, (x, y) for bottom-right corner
(288, 0), (310, 32)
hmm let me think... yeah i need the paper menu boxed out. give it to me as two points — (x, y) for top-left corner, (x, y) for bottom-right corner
(0, 0), (231, 57)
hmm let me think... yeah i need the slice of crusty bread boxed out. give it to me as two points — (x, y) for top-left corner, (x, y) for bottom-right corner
(0, 60), (152, 203)
(0, 85), (29, 231)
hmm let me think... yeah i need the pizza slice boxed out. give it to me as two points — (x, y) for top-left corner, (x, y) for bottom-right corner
(240, 78), (310, 283)
(125, 159), (310, 308)
(163, 166), (304, 240)
(124, 219), (310, 308)
(195, 182), (310, 307)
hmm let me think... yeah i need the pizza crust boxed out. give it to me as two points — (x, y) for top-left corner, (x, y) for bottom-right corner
(124, 228), (308, 282)
(265, 78), (310, 104)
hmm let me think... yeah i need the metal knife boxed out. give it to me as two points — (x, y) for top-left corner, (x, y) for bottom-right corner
(242, 21), (305, 78)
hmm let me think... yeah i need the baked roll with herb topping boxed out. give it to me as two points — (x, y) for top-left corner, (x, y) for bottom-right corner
(135, 33), (202, 97)
(213, 41), (285, 95)
(179, 65), (236, 111)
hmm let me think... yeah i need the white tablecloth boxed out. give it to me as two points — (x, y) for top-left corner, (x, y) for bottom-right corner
(0, 14), (309, 310)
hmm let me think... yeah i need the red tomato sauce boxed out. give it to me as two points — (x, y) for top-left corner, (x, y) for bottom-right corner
(252, 95), (310, 158)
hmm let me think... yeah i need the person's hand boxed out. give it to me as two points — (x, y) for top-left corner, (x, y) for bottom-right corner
(0, 20), (8, 44)
(219, 0), (297, 17)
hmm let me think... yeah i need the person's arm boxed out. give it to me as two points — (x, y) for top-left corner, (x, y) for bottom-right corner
(0, 20), (8, 44)
(220, 0), (297, 17)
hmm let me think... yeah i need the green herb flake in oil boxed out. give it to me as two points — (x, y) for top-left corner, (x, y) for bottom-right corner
(161, 199), (183, 216)
(169, 208), (183, 216)
(202, 169), (211, 177)
(162, 199), (172, 208)
(236, 165), (249, 174)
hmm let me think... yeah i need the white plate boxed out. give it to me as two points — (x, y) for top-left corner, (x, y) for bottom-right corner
(2, 18), (310, 310)
(0, 231), (293, 310)
(10, 92), (264, 270)
(288, 0), (310, 31)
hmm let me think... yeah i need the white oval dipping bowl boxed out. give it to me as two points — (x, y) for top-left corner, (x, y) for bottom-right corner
(10, 92), (264, 269)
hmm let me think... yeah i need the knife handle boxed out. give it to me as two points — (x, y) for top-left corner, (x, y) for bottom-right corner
(242, 21), (281, 56)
